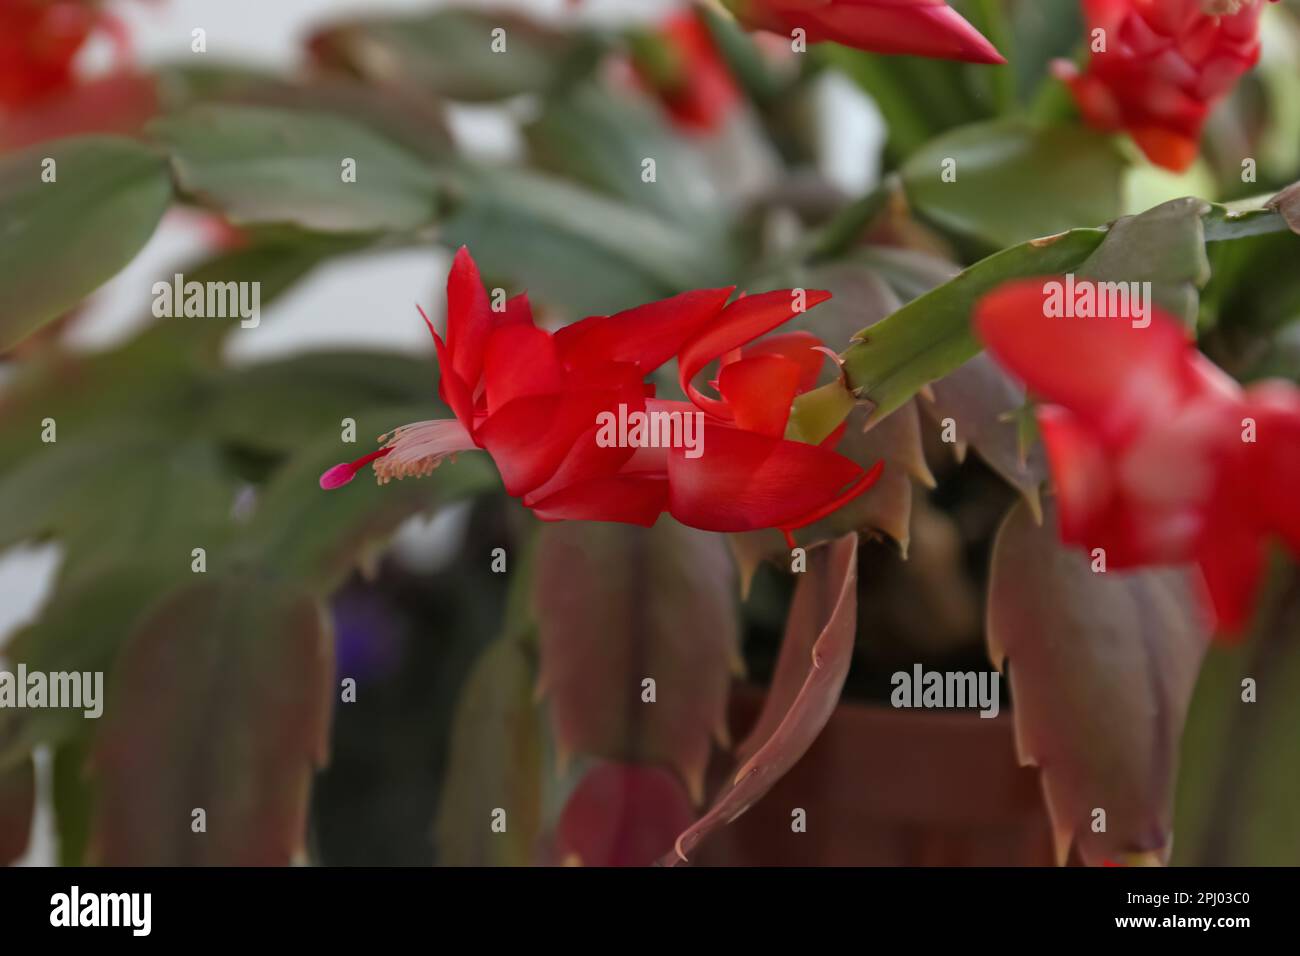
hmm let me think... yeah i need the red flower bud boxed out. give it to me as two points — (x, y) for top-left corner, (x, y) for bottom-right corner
(724, 0), (1005, 64)
(1054, 0), (1277, 171)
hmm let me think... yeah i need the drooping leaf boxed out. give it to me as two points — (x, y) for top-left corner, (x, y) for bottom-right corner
(533, 519), (738, 801)
(154, 103), (439, 232)
(900, 120), (1126, 248)
(986, 499), (1211, 866)
(0, 757), (34, 865)
(434, 636), (546, 867)
(87, 575), (333, 865)
(0, 136), (172, 349)
(665, 533), (858, 864)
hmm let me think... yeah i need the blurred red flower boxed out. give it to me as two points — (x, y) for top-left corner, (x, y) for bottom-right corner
(323, 248), (882, 544)
(975, 278), (1300, 635)
(1053, 0), (1277, 172)
(0, 0), (156, 148)
(631, 10), (740, 133)
(723, 0), (1005, 64)
(0, 0), (114, 108)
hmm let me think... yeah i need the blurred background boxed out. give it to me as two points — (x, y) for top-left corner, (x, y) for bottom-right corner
(2, 0), (1298, 867)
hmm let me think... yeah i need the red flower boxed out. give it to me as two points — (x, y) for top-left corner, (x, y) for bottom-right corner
(723, 0), (1005, 64)
(0, 0), (118, 109)
(975, 278), (1300, 634)
(1053, 0), (1277, 172)
(323, 248), (882, 544)
(632, 11), (741, 133)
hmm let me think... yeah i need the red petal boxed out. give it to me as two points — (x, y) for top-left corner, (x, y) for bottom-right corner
(530, 474), (669, 527)
(501, 291), (534, 326)
(1196, 519), (1266, 638)
(478, 373), (645, 497)
(1244, 380), (1300, 553)
(445, 246), (494, 388)
(975, 278), (1194, 441)
(481, 323), (565, 416)
(430, 326), (477, 435)
(730, 330), (826, 392)
(553, 286), (733, 375)
(679, 289), (831, 419)
(1037, 405), (1115, 547)
(780, 1), (1006, 65)
(554, 762), (696, 866)
(667, 422), (880, 533)
(718, 354), (803, 438)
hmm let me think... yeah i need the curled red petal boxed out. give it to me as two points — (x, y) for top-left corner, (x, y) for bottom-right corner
(679, 289), (832, 419)
(730, 330), (826, 392)
(717, 354), (803, 438)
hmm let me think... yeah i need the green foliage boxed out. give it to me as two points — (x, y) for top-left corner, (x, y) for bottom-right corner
(0, 137), (172, 349)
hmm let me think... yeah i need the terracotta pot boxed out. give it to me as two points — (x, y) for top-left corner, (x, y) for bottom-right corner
(695, 688), (1057, 866)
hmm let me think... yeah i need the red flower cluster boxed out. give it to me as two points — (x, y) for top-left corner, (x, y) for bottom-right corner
(0, 0), (118, 109)
(1054, 0), (1277, 171)
(723, 0), (1004, 64)
(976, 278), (1300, 633)
(323, 249), (882, 544)
(632, 10), (741, 133)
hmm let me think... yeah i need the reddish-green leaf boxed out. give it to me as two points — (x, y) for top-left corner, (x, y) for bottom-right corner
(0, 136), (172, 350)
(665, 533), (858, 864)
(987, 499), (1210, 865)
(88, 575), (333, 865)
(434, 636), (546, 867)
(534, 519), (738, 802)
(555, 761), (695, 867)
